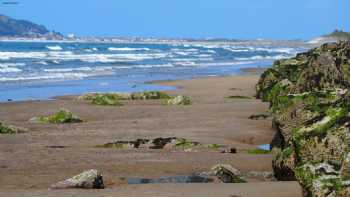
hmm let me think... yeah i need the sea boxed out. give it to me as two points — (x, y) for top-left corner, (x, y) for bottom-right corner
(0, 41), (308, 102)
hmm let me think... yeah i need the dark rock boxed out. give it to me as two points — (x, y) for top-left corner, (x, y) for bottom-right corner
(256, 41), (350, 196)
(210, 164), (246, 183)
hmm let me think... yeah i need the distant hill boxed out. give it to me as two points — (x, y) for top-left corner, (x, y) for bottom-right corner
(324, 29), (350, 40)
(0, 14), (63, 39)
(308, 30), (350, 44)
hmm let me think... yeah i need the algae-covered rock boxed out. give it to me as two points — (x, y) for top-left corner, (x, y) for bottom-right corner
(50, 169), (104, 189)
(210, 164), (246, 183)
(78, 91), (172, 106)
(31, 109), (82, 124)
(0, 122), (26, 134)
(130, 91), (172, 100)
(166, 95), (192, 105)
(256, 41), (350, 196)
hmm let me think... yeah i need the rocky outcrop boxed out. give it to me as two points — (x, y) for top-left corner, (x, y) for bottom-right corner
(257, 41), (350, 196)
(0, 15), (63, 39)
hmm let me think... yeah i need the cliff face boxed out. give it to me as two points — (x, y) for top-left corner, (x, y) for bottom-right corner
(257, 41), (350, 196)
(0, 15), (62, 38)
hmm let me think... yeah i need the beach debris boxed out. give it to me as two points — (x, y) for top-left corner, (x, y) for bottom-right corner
(96, 137), (201, 150)
(166, 95), (192, 105)
(50, 169), (104, 190)
(30, 109), (83, 124)
(226, 95), (252, 99)
(210, 164), (246, 183)
(221, 147), (237, 154)
(246, 171), (275, 181)
(0, 121), (27, 134)
(248, 113), (270, 120)
(96, 139), (150, 149)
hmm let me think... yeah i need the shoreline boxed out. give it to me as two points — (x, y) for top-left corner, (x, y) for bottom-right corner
(1, 68), (262, 104)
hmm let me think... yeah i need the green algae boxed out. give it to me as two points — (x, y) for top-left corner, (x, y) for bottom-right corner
(0, 122), (17, 134)
(226, 95), (252, 99)
(32, 109), (83, 124)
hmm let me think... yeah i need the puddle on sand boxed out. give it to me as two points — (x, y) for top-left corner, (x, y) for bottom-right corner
(258, 144), (271, 151)
(123, 174), (214, 184)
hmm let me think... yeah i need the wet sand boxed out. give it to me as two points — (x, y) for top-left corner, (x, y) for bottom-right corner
(0, 75), (302, 196)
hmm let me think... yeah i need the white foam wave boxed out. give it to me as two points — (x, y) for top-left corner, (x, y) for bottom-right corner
(46, 45), (63, 51)
(0, 71), (115, 82)
(235, 55), (288, 61)
(0, 63), (25, 73)
(134, 64), (173, 68)
(0, 67), (22, 73)
(174, 61), (254, 67)
(108, 47), (150, 51)
(44, 66), (113, 73)
(0, 63), (26, 67)
(0, 51), (168, 63)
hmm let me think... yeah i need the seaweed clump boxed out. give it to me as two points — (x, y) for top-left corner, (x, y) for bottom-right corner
(31, 109), (83, 124)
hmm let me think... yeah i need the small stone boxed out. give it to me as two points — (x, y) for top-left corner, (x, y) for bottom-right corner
(210, 164), (246, 183)
(50, 169), (104, 189)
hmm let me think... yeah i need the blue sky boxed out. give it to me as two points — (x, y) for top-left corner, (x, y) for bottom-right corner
(0, 0), (349, 39)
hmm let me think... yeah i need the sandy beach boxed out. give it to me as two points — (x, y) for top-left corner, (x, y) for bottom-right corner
(0, 74), (302, 196)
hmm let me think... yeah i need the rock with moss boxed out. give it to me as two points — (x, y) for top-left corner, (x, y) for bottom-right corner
(79, 91), (172, 105)
(256, 41), (350, 196)
(50, 169), (104, 189)
(210, 164), (246, 183)
(166, 95), (192, 105)
(0, 122), (26, 134)
(130, 91), (172, 100)
(32, 109), (83, 124)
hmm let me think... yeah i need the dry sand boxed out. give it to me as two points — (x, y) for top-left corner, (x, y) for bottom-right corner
(0, 75), (302, 196)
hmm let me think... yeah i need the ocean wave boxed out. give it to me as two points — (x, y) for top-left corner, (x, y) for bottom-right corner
(0, 71), (115, 82)
(174, 61), (254, 67)
(134, 64), (173, 68)
(0, 63), (26, 67)
(108, 47), (150, 51)
(0, 51), (47, 60)
(46, 45), (63, 51)
(0, 63), (25, 73)
(0, 67), (22, 73)
(44, 66), (113, 73)
(235, 55), (289, 61)
(0, 51), (168, 63)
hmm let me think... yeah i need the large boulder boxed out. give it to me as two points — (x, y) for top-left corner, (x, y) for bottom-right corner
(256, 41), (350, 196)
(50, 169), (104, 189)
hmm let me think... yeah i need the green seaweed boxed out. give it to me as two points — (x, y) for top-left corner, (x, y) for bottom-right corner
(91, 94), (123, 106)
(33, 109), (83, 124)
(226, 95), (252, 99)
(166, 95), (192, 105)
(0, 122), (17, 134)
(207, 144), (221, 150)
(247, 148), (271, 154)
(174, 138), (198, 149)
